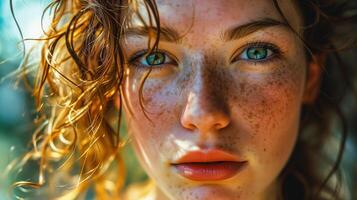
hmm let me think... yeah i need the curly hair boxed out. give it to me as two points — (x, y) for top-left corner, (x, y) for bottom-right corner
(7, 0), (357, 199)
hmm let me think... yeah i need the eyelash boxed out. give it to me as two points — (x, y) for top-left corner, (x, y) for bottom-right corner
(128, 49), (176, 69)
(231, 41), (283, 65)
(128, 42), (283, 68)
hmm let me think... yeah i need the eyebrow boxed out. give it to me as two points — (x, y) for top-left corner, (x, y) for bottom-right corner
(124, 18), (287, 43)
(124, 25), (181, 43)
(223, 18), (288, 41)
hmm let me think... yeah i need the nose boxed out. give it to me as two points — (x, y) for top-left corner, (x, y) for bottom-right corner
(180, 72), (230, 133)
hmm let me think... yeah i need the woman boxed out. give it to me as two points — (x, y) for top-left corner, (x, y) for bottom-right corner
(9, 0), (356, 199)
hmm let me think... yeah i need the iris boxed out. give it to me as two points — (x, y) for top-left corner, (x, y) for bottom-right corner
(246, 47), (268, 60)
(145, 52), (166, 65)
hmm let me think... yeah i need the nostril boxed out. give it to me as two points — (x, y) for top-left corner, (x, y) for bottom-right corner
(213, 114), (230, 130)
(185, 123), (196, 131)
(214, 123), (225, 130)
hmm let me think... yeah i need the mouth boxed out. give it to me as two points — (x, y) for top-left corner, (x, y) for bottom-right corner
(171, 149), (248, 181)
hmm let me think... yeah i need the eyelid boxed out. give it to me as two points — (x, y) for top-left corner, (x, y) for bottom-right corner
(128, 49), (178, 66)
(230, 41), (283, 63)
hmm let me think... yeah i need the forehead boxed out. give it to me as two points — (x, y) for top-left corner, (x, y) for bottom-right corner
(132, 0), (301, 35)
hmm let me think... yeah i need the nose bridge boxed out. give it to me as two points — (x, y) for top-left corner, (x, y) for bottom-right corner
(192, 63), (221, 112)
(192, 52), (213, 101)
(190, 50), (221, 100)
(180, 51), (230, 133)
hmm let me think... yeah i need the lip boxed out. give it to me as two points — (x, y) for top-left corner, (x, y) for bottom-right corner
(171, 149), (247, 181)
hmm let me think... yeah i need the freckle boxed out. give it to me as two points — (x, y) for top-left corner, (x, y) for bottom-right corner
(261, 99), (266, 105)
(254, 123), (260, 130)
(247, 111), (253, 119)
(239, 82), (246, 93)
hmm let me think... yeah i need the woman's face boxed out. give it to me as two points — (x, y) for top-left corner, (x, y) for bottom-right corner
(122, 0), (310, 199)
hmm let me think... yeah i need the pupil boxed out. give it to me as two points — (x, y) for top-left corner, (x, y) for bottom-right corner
(247, 48), (267, 60)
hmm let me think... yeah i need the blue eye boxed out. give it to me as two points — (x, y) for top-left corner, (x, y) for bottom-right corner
(246, 47), (270, 60)
(134, 51), (174, 67)
(145, 52), (166, 65)
(234, 43), (280, 63)
(129, 50), (178, 76)
(242, 47), (273, 60)
(129, 50), (177, 71)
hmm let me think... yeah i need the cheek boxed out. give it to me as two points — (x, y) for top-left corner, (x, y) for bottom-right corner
(229, 63), (305, 180)
(124, 70), (181, 123)
(122, 70), (183, 159)
(234, 70), (302, 138)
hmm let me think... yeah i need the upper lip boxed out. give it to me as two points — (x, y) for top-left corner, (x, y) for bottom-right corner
(172, 149), (244, 164)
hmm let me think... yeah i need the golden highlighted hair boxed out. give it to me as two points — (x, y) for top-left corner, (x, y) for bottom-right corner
(8, 0), (160, 199)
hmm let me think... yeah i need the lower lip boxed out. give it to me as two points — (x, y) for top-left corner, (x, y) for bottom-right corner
(173, 161), (247, 181)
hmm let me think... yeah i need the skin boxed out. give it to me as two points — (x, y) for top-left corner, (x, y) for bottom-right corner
(121, 0), (321, 199)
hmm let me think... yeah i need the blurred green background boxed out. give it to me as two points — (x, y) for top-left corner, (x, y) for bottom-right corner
(0, 1), (356, 200)
(0, 0), (44, 199)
